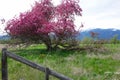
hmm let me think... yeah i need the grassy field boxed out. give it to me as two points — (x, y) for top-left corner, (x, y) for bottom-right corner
(0, 44), (120, 80)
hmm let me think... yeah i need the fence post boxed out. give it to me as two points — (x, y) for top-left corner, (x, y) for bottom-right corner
(45, 67), (50, 80)
(1, 48), (8, 80)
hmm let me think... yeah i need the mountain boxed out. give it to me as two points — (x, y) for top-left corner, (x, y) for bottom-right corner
(0, 35), (10, 40)
(78, 28), (120, 40)
(0, 28), (120, 40)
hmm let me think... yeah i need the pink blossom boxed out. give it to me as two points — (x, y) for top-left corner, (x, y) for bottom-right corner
(5, 0), (82, 43)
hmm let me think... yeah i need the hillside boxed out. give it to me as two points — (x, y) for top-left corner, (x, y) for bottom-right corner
(78, 28), (120, 40)
(0, 35), (10, 40)
(1, 29), (120, 40)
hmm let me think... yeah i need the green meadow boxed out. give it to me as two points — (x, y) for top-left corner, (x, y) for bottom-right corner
(0, 44), (120, 80)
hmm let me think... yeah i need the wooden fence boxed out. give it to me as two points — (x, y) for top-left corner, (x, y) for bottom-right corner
(1, 48), (72, 80)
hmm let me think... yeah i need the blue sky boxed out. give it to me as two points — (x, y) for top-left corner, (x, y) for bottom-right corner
(0, 0), (120, 35)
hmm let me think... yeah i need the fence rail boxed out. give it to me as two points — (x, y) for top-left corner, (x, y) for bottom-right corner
(1, 48), (72, 80)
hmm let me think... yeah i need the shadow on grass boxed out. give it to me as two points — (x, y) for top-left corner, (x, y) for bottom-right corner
(10, 48), (85, 58)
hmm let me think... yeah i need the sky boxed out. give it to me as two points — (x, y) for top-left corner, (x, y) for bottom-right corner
(80, 0), (120, 30)
(0, 0), (120, 35)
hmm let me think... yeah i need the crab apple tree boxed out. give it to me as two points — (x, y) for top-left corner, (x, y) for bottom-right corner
(5, 0), (82, 50)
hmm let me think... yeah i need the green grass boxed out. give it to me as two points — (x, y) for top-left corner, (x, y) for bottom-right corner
(0, 44), (120, 80)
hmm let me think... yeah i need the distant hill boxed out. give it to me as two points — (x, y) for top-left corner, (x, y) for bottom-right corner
(0, 35), (10, 40)
(1, 29), (120, 40)
(78, 28), (120, 40)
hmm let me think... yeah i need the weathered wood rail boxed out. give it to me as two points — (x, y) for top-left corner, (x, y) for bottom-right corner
(1, 48), (72, 80)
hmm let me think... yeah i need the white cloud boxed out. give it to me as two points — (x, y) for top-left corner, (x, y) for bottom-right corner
(0, 0), (39, 19)
(0, 0), (120, 35)
(0, 0), (61, 35)
(79, 0), (120, 30)
(0, 0), (39, 35)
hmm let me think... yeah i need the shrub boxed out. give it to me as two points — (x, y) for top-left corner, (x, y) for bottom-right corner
(5, 0), (82, 50)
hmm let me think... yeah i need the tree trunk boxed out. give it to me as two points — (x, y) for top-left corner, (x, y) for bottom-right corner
(46, 44), (52, 51)
(41, 35), (53, 51)
(41, 35), (60, 51)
